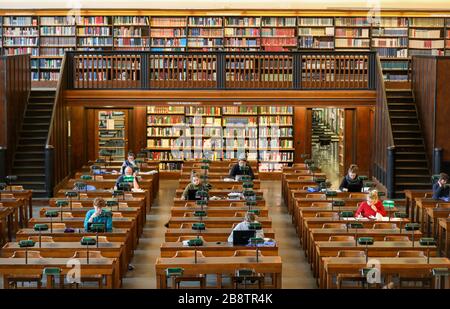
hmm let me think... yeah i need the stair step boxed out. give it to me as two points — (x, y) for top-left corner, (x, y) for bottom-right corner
(19, 130), (48, 138)
(27, 103), (54, 110)
(14, 151), (45, 160)
(22, 123), (51, 130)
(14, 159), (45, 167)
(13, 181), (46, 191)
(13, 166), (45, 174)
(12, 174), (46, 182)
(395, 159), (428, 168)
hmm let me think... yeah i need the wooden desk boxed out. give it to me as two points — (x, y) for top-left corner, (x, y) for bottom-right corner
(56, 190), (151, 214)
(177, 179), (261, 190)
(160, 242), (278, 257)
(0, 257), (120, 288)
(0, 207), (14, 245)
(168, 216), (272, 228)
(321, 257), (450, 289)
(173, 199), (266, 207)
(2, 241), (127, 279)
(414, 198), (447, 232)
(165, 228), (275, 242)
(404, 189), (431, 220)
(425, 206), (450, 238)
(438, 218), (450, 257)
(15, 228), (133, 265)
(308, 228), (422, 264)
(0, 199), (25, 232)
(174, 189), (264, 199)
(180, 172), (260, 179)
(314, 240), (437, 280)
(171, 207), (269, 217)
(155, 256), (282, 288)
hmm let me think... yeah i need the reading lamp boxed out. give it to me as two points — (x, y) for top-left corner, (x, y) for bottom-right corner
(5, 175), (18, 192)
(383, 200), (395, 221)
(90, 223), (106, 249)
(340, 211), (354, 232)
(90, 165), (101, 180)
(358, 237), (374, 263)
(348, 222), (364, 245)
(246, 200), (257, 212)
(241, 165), (250, 176)
(65, 191), (78, 209)
(118, 182), (132, 192)
(326, 190), (337, 202)
(194, 210), (207, 223)
(195, 190), (209, 202)
(243, 182), (254, 190)
(196, 199), (207, 211)
(333, 200), (345, 219)
(56, 200), (68, 221)
(192, 222), (206, 258)
(74, 182), (87, 196)
(405, 223), (420, 247)
(95, 158), (107, 169)
(113, 190), (125, 201)
(45, 210), (59, 233)
(80, 175), (92, 181)
(250, 237), (264, 263)
(166, 267), (184, 287)
(18, 239), (35, 265)
(33, 224), (49, 249)
(80, 237), (96, 264)
(241, 175), (252, 183)
(394, 212), (408, 233)
(106, 200), (119, 211)
(419, 238), (437, 264)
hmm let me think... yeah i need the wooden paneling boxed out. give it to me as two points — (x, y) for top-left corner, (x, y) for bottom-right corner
(69, 106), (87, 173)
(355, 106), (371, 176)
(131, 107), (148, 153)
(413, 57), (436, 164)
(344, 108), (355, 174)
(436, 60), (450, 163)
(0, 55), (31, 175)
(293, 107), (311, 162)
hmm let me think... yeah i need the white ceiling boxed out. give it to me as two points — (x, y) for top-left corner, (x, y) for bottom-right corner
(1, 0), (450, 10)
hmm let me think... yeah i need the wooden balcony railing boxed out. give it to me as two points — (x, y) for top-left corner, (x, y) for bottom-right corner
(372, 55), (395, 197)
(66, 51), (376, 90)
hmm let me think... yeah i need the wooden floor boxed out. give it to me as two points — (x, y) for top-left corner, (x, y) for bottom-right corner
(121, 180), (316, 288)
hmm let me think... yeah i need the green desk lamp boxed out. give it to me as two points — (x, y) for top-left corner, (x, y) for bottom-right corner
(33, 224), (49, 248)
(18, 239), (35, 264)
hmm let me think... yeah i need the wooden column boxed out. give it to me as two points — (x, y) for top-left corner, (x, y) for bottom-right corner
(293, 107), (311, 163)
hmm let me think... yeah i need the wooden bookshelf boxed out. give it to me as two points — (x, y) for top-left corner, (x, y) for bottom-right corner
(261, 17), (297, 51)
(298, 17), (334, 50)
(150, 17), (187, 51)
(96, 110), (128, 161)
(335, 17), (371, 50)
(76, 16), (113, 50)
(113, 16), (150, 50)
(187, 17), (223, 51)
(409, 18), (445, 56)
(224, 17), (261, 51)
(337, 108), (345, 176)
(446, 18), (450, 56)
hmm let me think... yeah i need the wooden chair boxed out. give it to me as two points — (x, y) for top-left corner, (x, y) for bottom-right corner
(315, 212), (336, 218)
(112, 212), (123, 218)
(373, 223), (397, 230)
(349, 193), (367, 199)
(70, 251), (104, 288)
(396, 251), (425, 258)
(62, 212), (73, 218)
(231, 269), (264, 289)
(384, 235), (409, 241)
(322, 223), (346, 229)
(28, 236), (54, 242)
(71, 202), (83, 208)
(52, 223), (66, 229)
(180, 223), (193, 229)
(6, 251), (43, 289)
(329, 235), (355, 242)
(173, 250), (205, 258)
(233, 250), (263, 257)
(337, 250), (366, 257)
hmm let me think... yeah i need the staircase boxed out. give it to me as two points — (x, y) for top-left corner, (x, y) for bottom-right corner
(12, 89), (55, 198)
(387, 89), (431, 198)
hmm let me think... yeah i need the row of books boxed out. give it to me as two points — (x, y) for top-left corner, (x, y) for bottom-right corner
(4, 17), (38, 26)
(375, 48), (408, 58)
(410, 29), (443, 39)
(383, 73), (409, 81)
(335, 17), (370, 26)
(409, 40), (445, 49)
(298, 27), (334, 36)
(259, 140), (293, 148)
(40, 26), (76, 36)
(77, 27), (111, 36)
(147, 106), (185, 114)
(335, 39), (370, 48)
(114, 16), (148, 25)
(40, 37), (76, 46)
(372, 28), (408, 37)
(114, 27), (149, 37)
(150, 29), (186, 37)
(189, 28), (223, 37)
(298, 18), (334, 26)
(150, 38), (187, 47)
(381, 61), (409, 70)
(114, 38), (149, 47)
(40, 16), (75, 26)
(4, 38), (38, 46)
(259, 162), (290, 172)
(224, 28), (260, 37)
(188, 38), (223, 47)
(38, 59), (63, 68)
(3, 27), (39, 36)
(150, 72), (216, 81)
(261, 38), (297, 46)
(372, 38), (408, 48)
(299, 37), (334, 49)
(186, 106), (222, 115)
(259, 116), (293, 125)
(259, 151), (294, 162)
(188, 17), (223, 27)
(335, 28), (370, 38)
(261, 28), (295, 37)
(376, 18), (408, 27)
(261, 17), (296, 27)
(410, 18), (445, 27)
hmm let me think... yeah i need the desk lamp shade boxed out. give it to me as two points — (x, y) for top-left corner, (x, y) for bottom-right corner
(194, 210), (207, 217)
(196, 200), (207, 206)
(358, 237), (374, 246)
(192, 223), (206, 230)
(81, 175), (92, 180)
(200, 165), (209, 170)
(314, 176), (326, 184)
(333, 200), (345, 207)
(113, 190), (124, 198)
(243, 182), (254, 189)
(118, 182), (132, 191)
(45, 210), (59, 218)
(326, 191), (337, 198)
(34, 224), (49, 231)
(6, 175), (18, 187)
(383, 200), (395, 209)
(166, 267), (184, 277)
(81, 237), (96, 246)
(241, 175), (252, 182)
(65, 191), (78, 198)
(201, 159), (211, 164)
(107, 200), (118, 208)
(19, 240), (35, 248)
(405, 223), (420, 247)
(74, 182), (87, 191)
(188, 238), (203, 246)
(243, 190), (255, 198)
(358, 176), (368, 181)
(248, 209), (260, 216)
(394, 212), (408, 218)
(90, 224), (106, 233)
(420, 238), (437, 264)
(248, 222), (262, 230)
(349, 223), (364, 229)
(340, 211), (354, 218)
(196, 190), (209, 199)
(56, 200), (69, 207)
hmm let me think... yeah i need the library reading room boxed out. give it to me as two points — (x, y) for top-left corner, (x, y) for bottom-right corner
(1, 0), (450, 299)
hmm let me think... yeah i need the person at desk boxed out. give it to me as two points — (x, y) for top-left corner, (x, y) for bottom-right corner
(121, 152), (137, 175)
(227, 212), (264, 243)
(355, 190), (386, 219)
(339, 164), (363, 192)
(83, 197), (112, 232)
(229, 153), (255, 180)
(181, 175), (203, 200)
(432, 173), (449, 200)
(115, 166), (140, 191)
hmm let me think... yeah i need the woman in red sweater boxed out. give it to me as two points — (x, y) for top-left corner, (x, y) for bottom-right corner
(355, 190), (386, 219)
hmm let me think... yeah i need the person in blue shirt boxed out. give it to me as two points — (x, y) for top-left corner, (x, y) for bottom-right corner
(432, 173), (449, 200)
(84, 197), (112, 232)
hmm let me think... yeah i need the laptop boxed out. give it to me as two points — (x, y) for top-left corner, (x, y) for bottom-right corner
(187, 189), (200, 201)
(347, 182), (363, 193)
(233, 230), (256, 246)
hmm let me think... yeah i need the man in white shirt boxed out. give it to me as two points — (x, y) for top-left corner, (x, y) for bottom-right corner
(228, 212), (264, 243)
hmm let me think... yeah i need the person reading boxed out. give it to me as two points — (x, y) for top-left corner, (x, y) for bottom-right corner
(227, 212), (264, 243)
(432, 173), (449, 200)
(121, 152), (137, 175)
(229, 153), (255, 180)
(83, 197), (112, 232)
(355, 190), (386, 220)
(181, 175), (203, 200)
(339, 164), (363, 192)
(115, 166), (140, 191)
